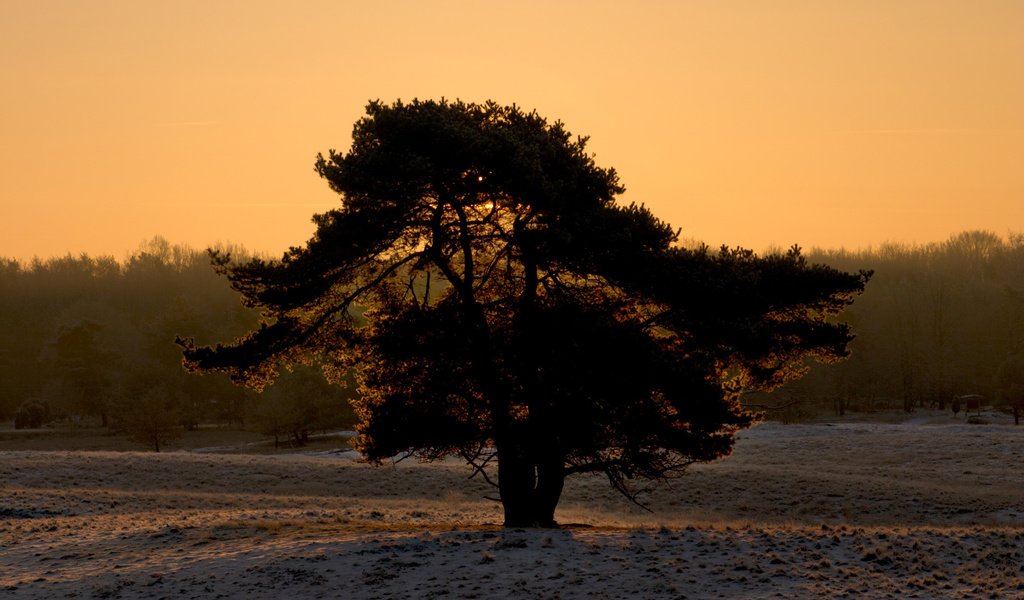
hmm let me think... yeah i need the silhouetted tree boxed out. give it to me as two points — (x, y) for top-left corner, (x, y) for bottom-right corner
(112, 373), (183, 452)
(180, 99), (866, 526)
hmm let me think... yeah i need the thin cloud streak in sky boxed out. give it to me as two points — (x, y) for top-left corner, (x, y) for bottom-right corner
(836, 128), (1024, 135)
(200, 202), (333, 207)
(153, 121), (221, 128)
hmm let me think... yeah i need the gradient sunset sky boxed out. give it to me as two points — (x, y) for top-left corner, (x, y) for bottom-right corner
(2, 1), (1022, 261)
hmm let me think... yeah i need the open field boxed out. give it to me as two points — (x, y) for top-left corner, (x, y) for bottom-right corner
(1, 410), (1022, 599)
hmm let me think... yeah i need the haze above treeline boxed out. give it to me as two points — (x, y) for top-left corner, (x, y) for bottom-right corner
(8, 229), (1024, 267)
(2, 229), (1023, 444)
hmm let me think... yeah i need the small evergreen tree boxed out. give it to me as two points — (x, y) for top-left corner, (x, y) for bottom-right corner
(113, 375), (182, 452)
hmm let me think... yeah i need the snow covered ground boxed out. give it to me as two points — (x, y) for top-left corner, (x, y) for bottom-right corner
(1, 413), (1022, 598)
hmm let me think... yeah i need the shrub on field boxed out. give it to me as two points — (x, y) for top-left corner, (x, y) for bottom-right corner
(13, 400), (49, 429)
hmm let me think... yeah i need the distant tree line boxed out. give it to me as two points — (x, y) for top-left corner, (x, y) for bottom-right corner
(3, 230), (1022, 438)
(0, 237), (356, 448)
(764, 230), (1024, 419)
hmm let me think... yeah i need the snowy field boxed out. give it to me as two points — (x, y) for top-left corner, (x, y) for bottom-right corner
(1, 412), (1022, 599)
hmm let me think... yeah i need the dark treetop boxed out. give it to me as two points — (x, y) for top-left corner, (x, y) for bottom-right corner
(179, 99), (869, 527)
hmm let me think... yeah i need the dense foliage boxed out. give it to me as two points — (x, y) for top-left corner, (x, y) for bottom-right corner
(181, 99), (868, 526)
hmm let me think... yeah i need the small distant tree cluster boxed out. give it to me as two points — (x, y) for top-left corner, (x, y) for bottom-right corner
(253, 363), (357, 447)
(181, 99), (868, 526)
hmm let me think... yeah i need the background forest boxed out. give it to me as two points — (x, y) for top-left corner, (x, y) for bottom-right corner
(781, 230), (1024, 419)
(0, 237), (356, 448)
(1, 230), (1021, 446)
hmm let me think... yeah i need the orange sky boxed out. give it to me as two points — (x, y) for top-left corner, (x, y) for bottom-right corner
(2, 1), (1022, 262)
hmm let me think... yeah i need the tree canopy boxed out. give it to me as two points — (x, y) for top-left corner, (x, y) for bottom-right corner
(180, 99), (869, 527)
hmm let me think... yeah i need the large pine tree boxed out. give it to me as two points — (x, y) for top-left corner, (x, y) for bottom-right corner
(179, 99), (869, 527)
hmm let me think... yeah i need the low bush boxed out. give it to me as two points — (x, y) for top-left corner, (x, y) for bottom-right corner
(13, 400), (49, 429)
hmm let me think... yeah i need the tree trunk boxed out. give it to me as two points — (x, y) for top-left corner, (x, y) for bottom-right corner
(533, 456), (565, 526)
(497, 441), (565, 528)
